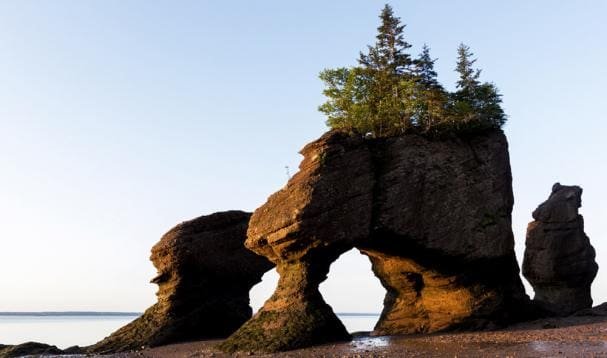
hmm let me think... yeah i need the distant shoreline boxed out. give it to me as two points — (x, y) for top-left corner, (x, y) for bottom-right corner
(0, 312), (378, 317)
(0, 312), (141, 317)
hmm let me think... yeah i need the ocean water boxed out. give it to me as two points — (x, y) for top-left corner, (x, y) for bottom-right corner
(0, 314), (379, 349)
(0, 315), (138, 349)
(338, 313), (380, 333)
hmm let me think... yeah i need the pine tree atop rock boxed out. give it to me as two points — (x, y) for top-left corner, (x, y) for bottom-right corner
(359, 4), (412, 75)
(318, 4), (507, 137)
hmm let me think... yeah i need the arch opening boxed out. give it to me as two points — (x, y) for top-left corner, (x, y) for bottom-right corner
(319, 249), (386, 333)
(248, 267), (279, 313)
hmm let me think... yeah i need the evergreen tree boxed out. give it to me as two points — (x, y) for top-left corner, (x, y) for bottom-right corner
(450, 43), (506, 131)
(359, 4), (413, 74)
(407, 44), (447, 133)
(414, 44), (441, 89)
(455, 43), (481, 92)
(356, 4), (415, 136)
(476, 83), (507, 128)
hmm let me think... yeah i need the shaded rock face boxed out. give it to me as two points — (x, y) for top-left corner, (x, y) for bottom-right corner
(90, 211), (273, 353)
(221, 130), (529, 353)
(523, 183), (598, 316)
(362, 132), (528, 335)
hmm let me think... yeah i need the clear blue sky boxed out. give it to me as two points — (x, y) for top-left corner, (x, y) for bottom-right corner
(1, 1), (606, 314)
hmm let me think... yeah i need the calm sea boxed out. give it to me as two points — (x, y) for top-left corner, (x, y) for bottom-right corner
(0, 313), (379, 349)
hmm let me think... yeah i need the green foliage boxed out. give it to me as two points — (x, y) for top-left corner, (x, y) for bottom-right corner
(449, 44), (506, 132)
(318, 67), (374, 134)
(318, 4), (507, 138)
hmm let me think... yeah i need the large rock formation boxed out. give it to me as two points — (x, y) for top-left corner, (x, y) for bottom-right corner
(523, 183), (598, 316)
(221, 129), (529, 353)
(90, 211), (273, 353)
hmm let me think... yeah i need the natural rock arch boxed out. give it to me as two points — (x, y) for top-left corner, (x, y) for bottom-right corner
(91, 129), (535, 355)
(220, 130), (530, 353)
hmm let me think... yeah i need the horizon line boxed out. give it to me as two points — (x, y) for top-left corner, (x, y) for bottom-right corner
(0, 311), (380, 317)
(0, 311), (142, 316)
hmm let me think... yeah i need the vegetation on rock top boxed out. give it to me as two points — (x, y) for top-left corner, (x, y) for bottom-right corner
(319, 4), (506, 138)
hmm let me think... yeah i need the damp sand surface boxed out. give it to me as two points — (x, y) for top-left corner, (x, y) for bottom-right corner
(104, 315), (607, 357)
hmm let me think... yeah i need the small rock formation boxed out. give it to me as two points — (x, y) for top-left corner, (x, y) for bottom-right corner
(0, 342), (67, 358)
(523, 183), (598, 316)
(221, 129), (529, 353)
(89, 211), (273, 353)
(219, 132), (372, 353)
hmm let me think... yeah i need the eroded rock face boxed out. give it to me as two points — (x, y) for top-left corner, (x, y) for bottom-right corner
(90, 211), (273, 353)
(221, 129), (529, 353)
(523, 183), (598, 316)
(219, 132), (374, 353)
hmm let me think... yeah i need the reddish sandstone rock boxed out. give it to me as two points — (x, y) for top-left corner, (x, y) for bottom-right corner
(89, 211), (273, 353)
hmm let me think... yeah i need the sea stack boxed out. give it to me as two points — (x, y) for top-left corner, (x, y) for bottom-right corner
(523, 183), (598, 316)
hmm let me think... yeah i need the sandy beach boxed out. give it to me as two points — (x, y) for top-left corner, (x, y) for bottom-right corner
(103, 314), (607, 357)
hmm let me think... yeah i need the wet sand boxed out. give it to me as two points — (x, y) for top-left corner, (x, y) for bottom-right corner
(110, 315), (607, 357)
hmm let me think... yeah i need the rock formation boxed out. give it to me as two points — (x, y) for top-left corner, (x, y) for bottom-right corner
(0, 343), (60, 358)
(221, 129), (529, 353)
(523, 183), (598, 316)
(90, 211), (273, 353)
